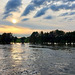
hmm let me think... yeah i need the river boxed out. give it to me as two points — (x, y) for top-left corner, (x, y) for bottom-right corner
(0, 43), (75, 75)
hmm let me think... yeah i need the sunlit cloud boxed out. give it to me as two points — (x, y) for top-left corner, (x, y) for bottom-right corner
(0, 25), (51, 35)
(0, 25), (32, 34)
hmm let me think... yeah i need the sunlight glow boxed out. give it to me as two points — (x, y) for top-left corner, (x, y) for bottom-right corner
(12, 19), (17, 24)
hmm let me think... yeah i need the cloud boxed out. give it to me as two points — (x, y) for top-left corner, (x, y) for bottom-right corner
(44, 16), (53, 19)
(0, 25), (33, 34)
(34, 7), (48, 18)
(2, 14), (12, 19)
(22, 0), (48, 16)
(69, 12), (75, 15)
(50, 4), (70, 11)
(0, 25), (52, 36)
(21, 18), (29, 21)
(60, 12), (69, 16)
(63, 17), (73, 21)
(3, 0), (22, 19)
(22, 0), (75, 18)
(22, 0), (49, 16)
(50, 1), (75, 11)
(60, 12), (75, 16)
(22, 4), (35, 16)
(32, 0), (44, 5)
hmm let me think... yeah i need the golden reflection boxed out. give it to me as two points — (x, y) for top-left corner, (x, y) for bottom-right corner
(10, 44), (31, 65)
(12, 54), (22, 60)
(11, 44), (22, 64)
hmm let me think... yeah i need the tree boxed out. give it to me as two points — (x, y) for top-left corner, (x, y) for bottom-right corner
(0, 33), (13, 44)
(13, 37), (18, 43)
(29, 32), (39, 44)
(29, 30), (75, 45)
(20, 37), (26, 44)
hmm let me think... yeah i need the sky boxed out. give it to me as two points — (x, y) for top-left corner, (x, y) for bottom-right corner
(0, 0), (75, 37)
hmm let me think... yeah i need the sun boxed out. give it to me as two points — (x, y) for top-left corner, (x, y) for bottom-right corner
(12, 19), (17, 24)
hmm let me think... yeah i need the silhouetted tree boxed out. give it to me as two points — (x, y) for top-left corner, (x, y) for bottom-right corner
(29, 32), (39, 44)
(0, 33), (13, 44)
(20, 37), (26, 44)
(13, 37), (18, 43)
(54, 30), (65, 44)
(29, 30), (75, 45)
(25, 37), (29, 43)
(39, 31), (44, 44)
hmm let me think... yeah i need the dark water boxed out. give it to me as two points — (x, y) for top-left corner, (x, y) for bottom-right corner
(0, 43), (75, 75)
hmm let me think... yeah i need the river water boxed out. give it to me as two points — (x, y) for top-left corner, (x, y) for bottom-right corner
(0, 43), (75, 75)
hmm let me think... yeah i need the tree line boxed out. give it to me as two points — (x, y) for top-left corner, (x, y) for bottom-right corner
(29, 30), (75, 45)
(0, 33), (28, 44)
(0, 30), (75, 45)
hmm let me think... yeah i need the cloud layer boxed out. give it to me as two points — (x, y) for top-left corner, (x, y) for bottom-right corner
(3, 0), (75, 20)
(22, 0), (75, 18)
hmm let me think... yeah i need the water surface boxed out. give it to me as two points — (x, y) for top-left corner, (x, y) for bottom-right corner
(0, 43), (75, 75)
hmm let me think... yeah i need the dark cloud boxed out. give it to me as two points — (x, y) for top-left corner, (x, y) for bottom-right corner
(2, 14), (12, 19)
(60, 12), (75, 16)
(50, 4), (75, 11)
(44, 16), (53, 19)
(3, 0), (22, 19)
(22, 4), (35, 16)
(21, 0), (47, 16)
(60, 12), (69, 16)
(21, 18), (29, 21)
(32, 0), (46, 6)
(22, 0), (50, 16)
(34, 7), (48, 18)
(64, 17), (73, 21)
(69, 12), (75, 15)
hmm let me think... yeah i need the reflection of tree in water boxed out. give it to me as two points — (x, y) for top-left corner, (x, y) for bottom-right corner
(29, 44), (75, 75)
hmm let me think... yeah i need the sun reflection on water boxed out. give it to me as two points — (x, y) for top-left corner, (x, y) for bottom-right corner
(11, 44), (23, 65)
(10, 43), (31, 65)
